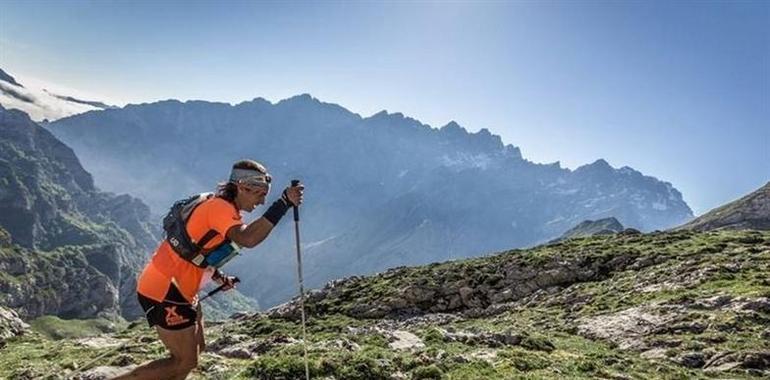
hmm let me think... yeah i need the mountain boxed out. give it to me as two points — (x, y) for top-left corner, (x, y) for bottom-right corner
(550, 217), (626, 242)
(0, 69), (23, 88)
(0, 105), (157, 319)
(47, 95), (694, 307)
(0, 105), (258, 322)
(676, 182), (770, 232)
(2, 228), (767, 379)
(0, 68), (114, 122)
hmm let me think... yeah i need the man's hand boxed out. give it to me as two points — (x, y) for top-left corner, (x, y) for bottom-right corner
(282, 183), (305, 207)
(213, 271), (239, 291)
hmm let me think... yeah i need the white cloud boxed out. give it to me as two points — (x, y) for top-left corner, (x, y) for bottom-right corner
(0, 71), (104, 121)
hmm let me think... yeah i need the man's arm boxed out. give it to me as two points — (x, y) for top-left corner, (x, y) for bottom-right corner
(226, 217), (275, 248)
(225, 184), (304, 248)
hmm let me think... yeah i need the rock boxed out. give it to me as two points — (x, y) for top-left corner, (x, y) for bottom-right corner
(458, 287), (475, 307)
(219, 346), (254, 359)
(400, 285), (436, 304)
(316, 338), (361, 352)
(73, 365), (137, 380)
(74, 336), (126, 349)
(0, 305), (28, 341)
(387, 330), (425, 350)
(208, 334), (249, 352)
(704, 361), (742, 373)
(640, 348), (667, 359)
(248, 335), (300, 355)
(468, 349), (498, 363)
(691, 295), (733, 310)
(659, 322), (707, 335)
(704, 351), (770, 371)
(384, 313), (462, 329)
(677, 352), (706, 368)
(577, 306), (673, 350)
(741, 298), (770, 314)
(741, 352), (770, 370)
(439, 328), (551, 351)
(489, 289), (515, 304)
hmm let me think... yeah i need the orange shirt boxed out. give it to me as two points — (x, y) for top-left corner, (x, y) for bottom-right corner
(137, 197), (243, 303)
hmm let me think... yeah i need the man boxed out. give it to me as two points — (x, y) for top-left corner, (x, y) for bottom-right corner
(114, 159), (304, 379)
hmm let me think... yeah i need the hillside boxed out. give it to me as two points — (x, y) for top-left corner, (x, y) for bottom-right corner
(550, 217), (626, 242)
(1, 229), (767, 379)
(0, 105), (158, 319)
(0, 106), (257, 321)
(677, 182), (770, 232)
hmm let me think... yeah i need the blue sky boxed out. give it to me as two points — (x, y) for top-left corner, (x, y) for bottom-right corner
(1, 0), (768, 215)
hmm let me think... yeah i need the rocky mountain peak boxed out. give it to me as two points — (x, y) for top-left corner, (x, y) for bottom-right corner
(277, 93), (317, 106)
(0, 105), (95, 193)
(576, 158), (613, 172)
(440, 120), (465, 134)
(551, 217), (627, 242)
(0, 68), (23, 88)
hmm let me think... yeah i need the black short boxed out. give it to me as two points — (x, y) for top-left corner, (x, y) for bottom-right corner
(137, 283), (197, 330)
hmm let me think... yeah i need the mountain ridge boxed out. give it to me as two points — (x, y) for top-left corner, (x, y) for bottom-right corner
(46, 94), (694, 308)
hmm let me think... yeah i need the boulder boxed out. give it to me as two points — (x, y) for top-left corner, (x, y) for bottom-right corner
(0, 305), (28, 341)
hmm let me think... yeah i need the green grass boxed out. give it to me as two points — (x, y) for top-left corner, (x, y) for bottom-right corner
(1, 230), (768, 379)
(29, 315), (126, 340)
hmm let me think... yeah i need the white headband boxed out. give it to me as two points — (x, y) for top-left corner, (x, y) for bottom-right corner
(229, 168), (271, 188)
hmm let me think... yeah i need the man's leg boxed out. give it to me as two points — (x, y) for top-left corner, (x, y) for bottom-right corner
(111, 324), (198, 380)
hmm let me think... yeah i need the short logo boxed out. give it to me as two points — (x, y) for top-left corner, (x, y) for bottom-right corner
(164, 306), (189, 326)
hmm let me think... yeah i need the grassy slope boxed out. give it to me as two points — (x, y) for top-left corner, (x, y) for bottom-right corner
(0, 229), (767, 379)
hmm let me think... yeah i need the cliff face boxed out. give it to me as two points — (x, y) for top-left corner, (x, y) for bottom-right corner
(0, 106), (158, 320)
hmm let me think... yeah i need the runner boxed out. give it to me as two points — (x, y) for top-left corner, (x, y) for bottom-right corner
(113, 159), (303, 380)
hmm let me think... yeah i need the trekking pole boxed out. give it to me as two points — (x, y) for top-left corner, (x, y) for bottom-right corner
(199, 277), (240, 302)
(291, 179), (310, 380)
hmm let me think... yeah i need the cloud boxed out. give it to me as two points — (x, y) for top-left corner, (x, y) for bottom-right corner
(0, 69), (104, 121)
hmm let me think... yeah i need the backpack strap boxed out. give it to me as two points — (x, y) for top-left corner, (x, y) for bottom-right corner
(189, 229), (222, 267)
(196, 229), (219, 249)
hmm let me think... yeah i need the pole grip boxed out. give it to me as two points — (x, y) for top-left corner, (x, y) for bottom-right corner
(291, 179), (300, 222)
(202, 276), (240, 300)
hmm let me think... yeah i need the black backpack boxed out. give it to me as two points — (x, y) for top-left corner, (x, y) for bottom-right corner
(162, 193), (221, 267)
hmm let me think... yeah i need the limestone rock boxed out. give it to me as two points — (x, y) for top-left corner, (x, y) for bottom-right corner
(0, 305), (28, 341)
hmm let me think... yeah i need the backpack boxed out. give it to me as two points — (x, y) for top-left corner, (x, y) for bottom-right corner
(162, 193), (222, 267)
